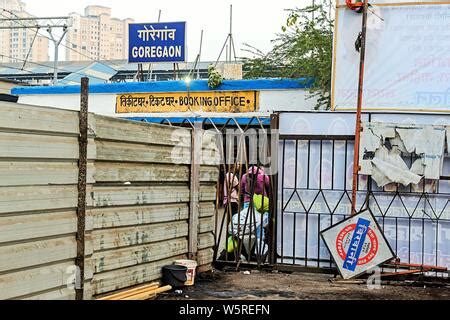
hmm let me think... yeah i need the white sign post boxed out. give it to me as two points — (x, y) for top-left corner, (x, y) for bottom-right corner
(321, 210), (395, 280)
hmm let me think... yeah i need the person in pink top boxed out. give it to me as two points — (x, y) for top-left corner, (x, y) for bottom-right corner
(240, 166), (270, 207)
(223, 165), (240, 216)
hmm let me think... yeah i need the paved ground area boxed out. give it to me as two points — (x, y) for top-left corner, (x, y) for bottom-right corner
(160, 269), (450, 300)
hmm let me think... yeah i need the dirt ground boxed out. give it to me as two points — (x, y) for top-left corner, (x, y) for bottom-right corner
(160, 269), (450, 300)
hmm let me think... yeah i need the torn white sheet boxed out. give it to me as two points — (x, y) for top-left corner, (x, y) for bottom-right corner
(447, 126), (450, 155)
(371, 146), (422, 187)
(396, 126), (446, 180)
(360, 122), (448, 187)
(359, 122), (396, 175)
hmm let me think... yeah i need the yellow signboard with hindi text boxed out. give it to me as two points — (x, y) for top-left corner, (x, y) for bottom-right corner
(116, 91), (259, 113)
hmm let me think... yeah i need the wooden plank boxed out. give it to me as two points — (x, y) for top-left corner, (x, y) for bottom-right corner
(93, 238), (187, 273)
(198, 233), (215, 250)
(20, 280), (92, 300)
(92, 221), (188, 251)
(96, 140), (190, 164)
(198, 216), (214, 234)
(0, 185), (78, 214)
(199, 202), (215, 218)
(0, 101), (79, 135)
(121, 285), (172, 300)
(94, 162), (189, 183)
(95, 115), (191, 147)
(0, 261), (93, 300)
(0, 211), (76, 243)
(0, 161), (95, 186)
(0, 132), (96, 160)
(89, 185), (190, 208)
(199, 166), (219, 182)
(201, 149), (221, 166)
(90, 203), (189, 230)
(199, 184), (217, 202)
(22, 287), (76, 300)
(97, 282), (160, 300)
(92, 254), (185, 295)
(0, 237), (77, 273)
(197, 248), (214, 267)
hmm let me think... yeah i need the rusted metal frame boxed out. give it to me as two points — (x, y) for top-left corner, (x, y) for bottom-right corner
(75, 77), (89, 301)
(188, 122), (202, 260)
(268, 113), (279, 265)
(279, 134), (355, 141)
(159, 118), (173, 126)
(351, 0), (369, 216)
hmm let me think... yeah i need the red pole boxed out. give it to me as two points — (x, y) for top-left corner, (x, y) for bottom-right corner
(351, 0), (369, 215)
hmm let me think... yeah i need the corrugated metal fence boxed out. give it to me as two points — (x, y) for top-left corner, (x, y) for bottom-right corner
(0, 102), (219, 300)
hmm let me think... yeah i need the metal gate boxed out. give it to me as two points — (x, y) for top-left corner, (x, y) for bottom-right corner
(273, 111), (450, 273)
(137, 116), (276, 268)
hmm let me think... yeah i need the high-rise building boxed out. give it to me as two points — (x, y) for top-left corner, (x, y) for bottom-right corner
(0, 0), (49, 63)
(66, 5), (133, 61)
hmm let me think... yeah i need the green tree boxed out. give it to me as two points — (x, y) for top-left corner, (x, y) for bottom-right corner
(242, 1), (334, 110)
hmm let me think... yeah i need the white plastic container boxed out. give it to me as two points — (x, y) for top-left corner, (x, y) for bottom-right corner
(174, 259), (198, 286)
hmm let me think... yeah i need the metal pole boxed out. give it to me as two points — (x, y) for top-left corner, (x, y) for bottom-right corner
(351, 0), (369, 215)
(48, 27), (68, 85)
(148, 10), (162, 81)
(75, 77), (89, 300)
(197, 30), (203, 79)
(229, 4), (232, 62)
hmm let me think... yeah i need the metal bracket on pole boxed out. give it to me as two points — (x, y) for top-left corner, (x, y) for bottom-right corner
(75, 77), (89, 301)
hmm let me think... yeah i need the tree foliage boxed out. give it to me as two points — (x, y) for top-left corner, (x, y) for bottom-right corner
(242, 1), (334, 110)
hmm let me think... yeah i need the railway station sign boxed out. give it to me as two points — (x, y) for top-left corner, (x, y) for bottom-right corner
(321, 210), (395, 279)
(128, 22), (186, 63)
(116, 91), (260, 113)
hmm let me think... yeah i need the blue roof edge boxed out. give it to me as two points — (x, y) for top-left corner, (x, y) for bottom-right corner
(11, 78), (313, 95)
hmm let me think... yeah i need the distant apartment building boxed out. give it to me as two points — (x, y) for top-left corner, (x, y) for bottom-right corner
(0, 0), (49, 63)
(66, 5), (134, 61)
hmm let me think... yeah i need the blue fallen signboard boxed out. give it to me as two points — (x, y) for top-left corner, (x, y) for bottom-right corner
(128, 22), (186, 63)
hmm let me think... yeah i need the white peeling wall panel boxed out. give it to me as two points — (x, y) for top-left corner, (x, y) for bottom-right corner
(90, 203), (189, 230)
(0, 133), (96, 160)
(93, 238), (188, 273)
(0, 237), (77, 273)
(94, 162), (190, 183)
(0, 261), (77, 300)
(92, 221), (189, 251)
(0, 101), (79, 135)
(0, 186), (78, 214)
(0, 211), (77, 243)
(92, 254), (186, 295)
(198, 233), (215, 250)
(89, 185), (190, 208)
(199, 202), (215, 218)
(95, 115), (192, 147)
(96, 140), (190, 164)
(0, 162), (95, 186)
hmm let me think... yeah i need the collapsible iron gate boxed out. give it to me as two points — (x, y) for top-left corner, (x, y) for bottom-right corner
(274, 112), (450, 273)
(143, 116), (275, 268)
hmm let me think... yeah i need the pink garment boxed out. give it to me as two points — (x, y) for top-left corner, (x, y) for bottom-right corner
(241, 167), (270, 203)
(223, 172), (239, 205)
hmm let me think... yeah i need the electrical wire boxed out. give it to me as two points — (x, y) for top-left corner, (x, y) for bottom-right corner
(0, 53), (93, 80)
(0, 9), (124, 71)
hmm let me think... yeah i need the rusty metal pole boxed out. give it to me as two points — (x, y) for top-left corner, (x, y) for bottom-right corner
(351, 1), (369, 215)
(75, 77), (89, 300)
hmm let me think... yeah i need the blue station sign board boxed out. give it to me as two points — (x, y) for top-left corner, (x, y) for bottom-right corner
(128, 22), (186, 63)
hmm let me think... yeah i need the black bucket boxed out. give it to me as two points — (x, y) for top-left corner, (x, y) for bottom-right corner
(162, 265), (188, 288)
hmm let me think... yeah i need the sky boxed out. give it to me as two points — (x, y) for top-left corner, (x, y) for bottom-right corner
(23, 0), (309, 62)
